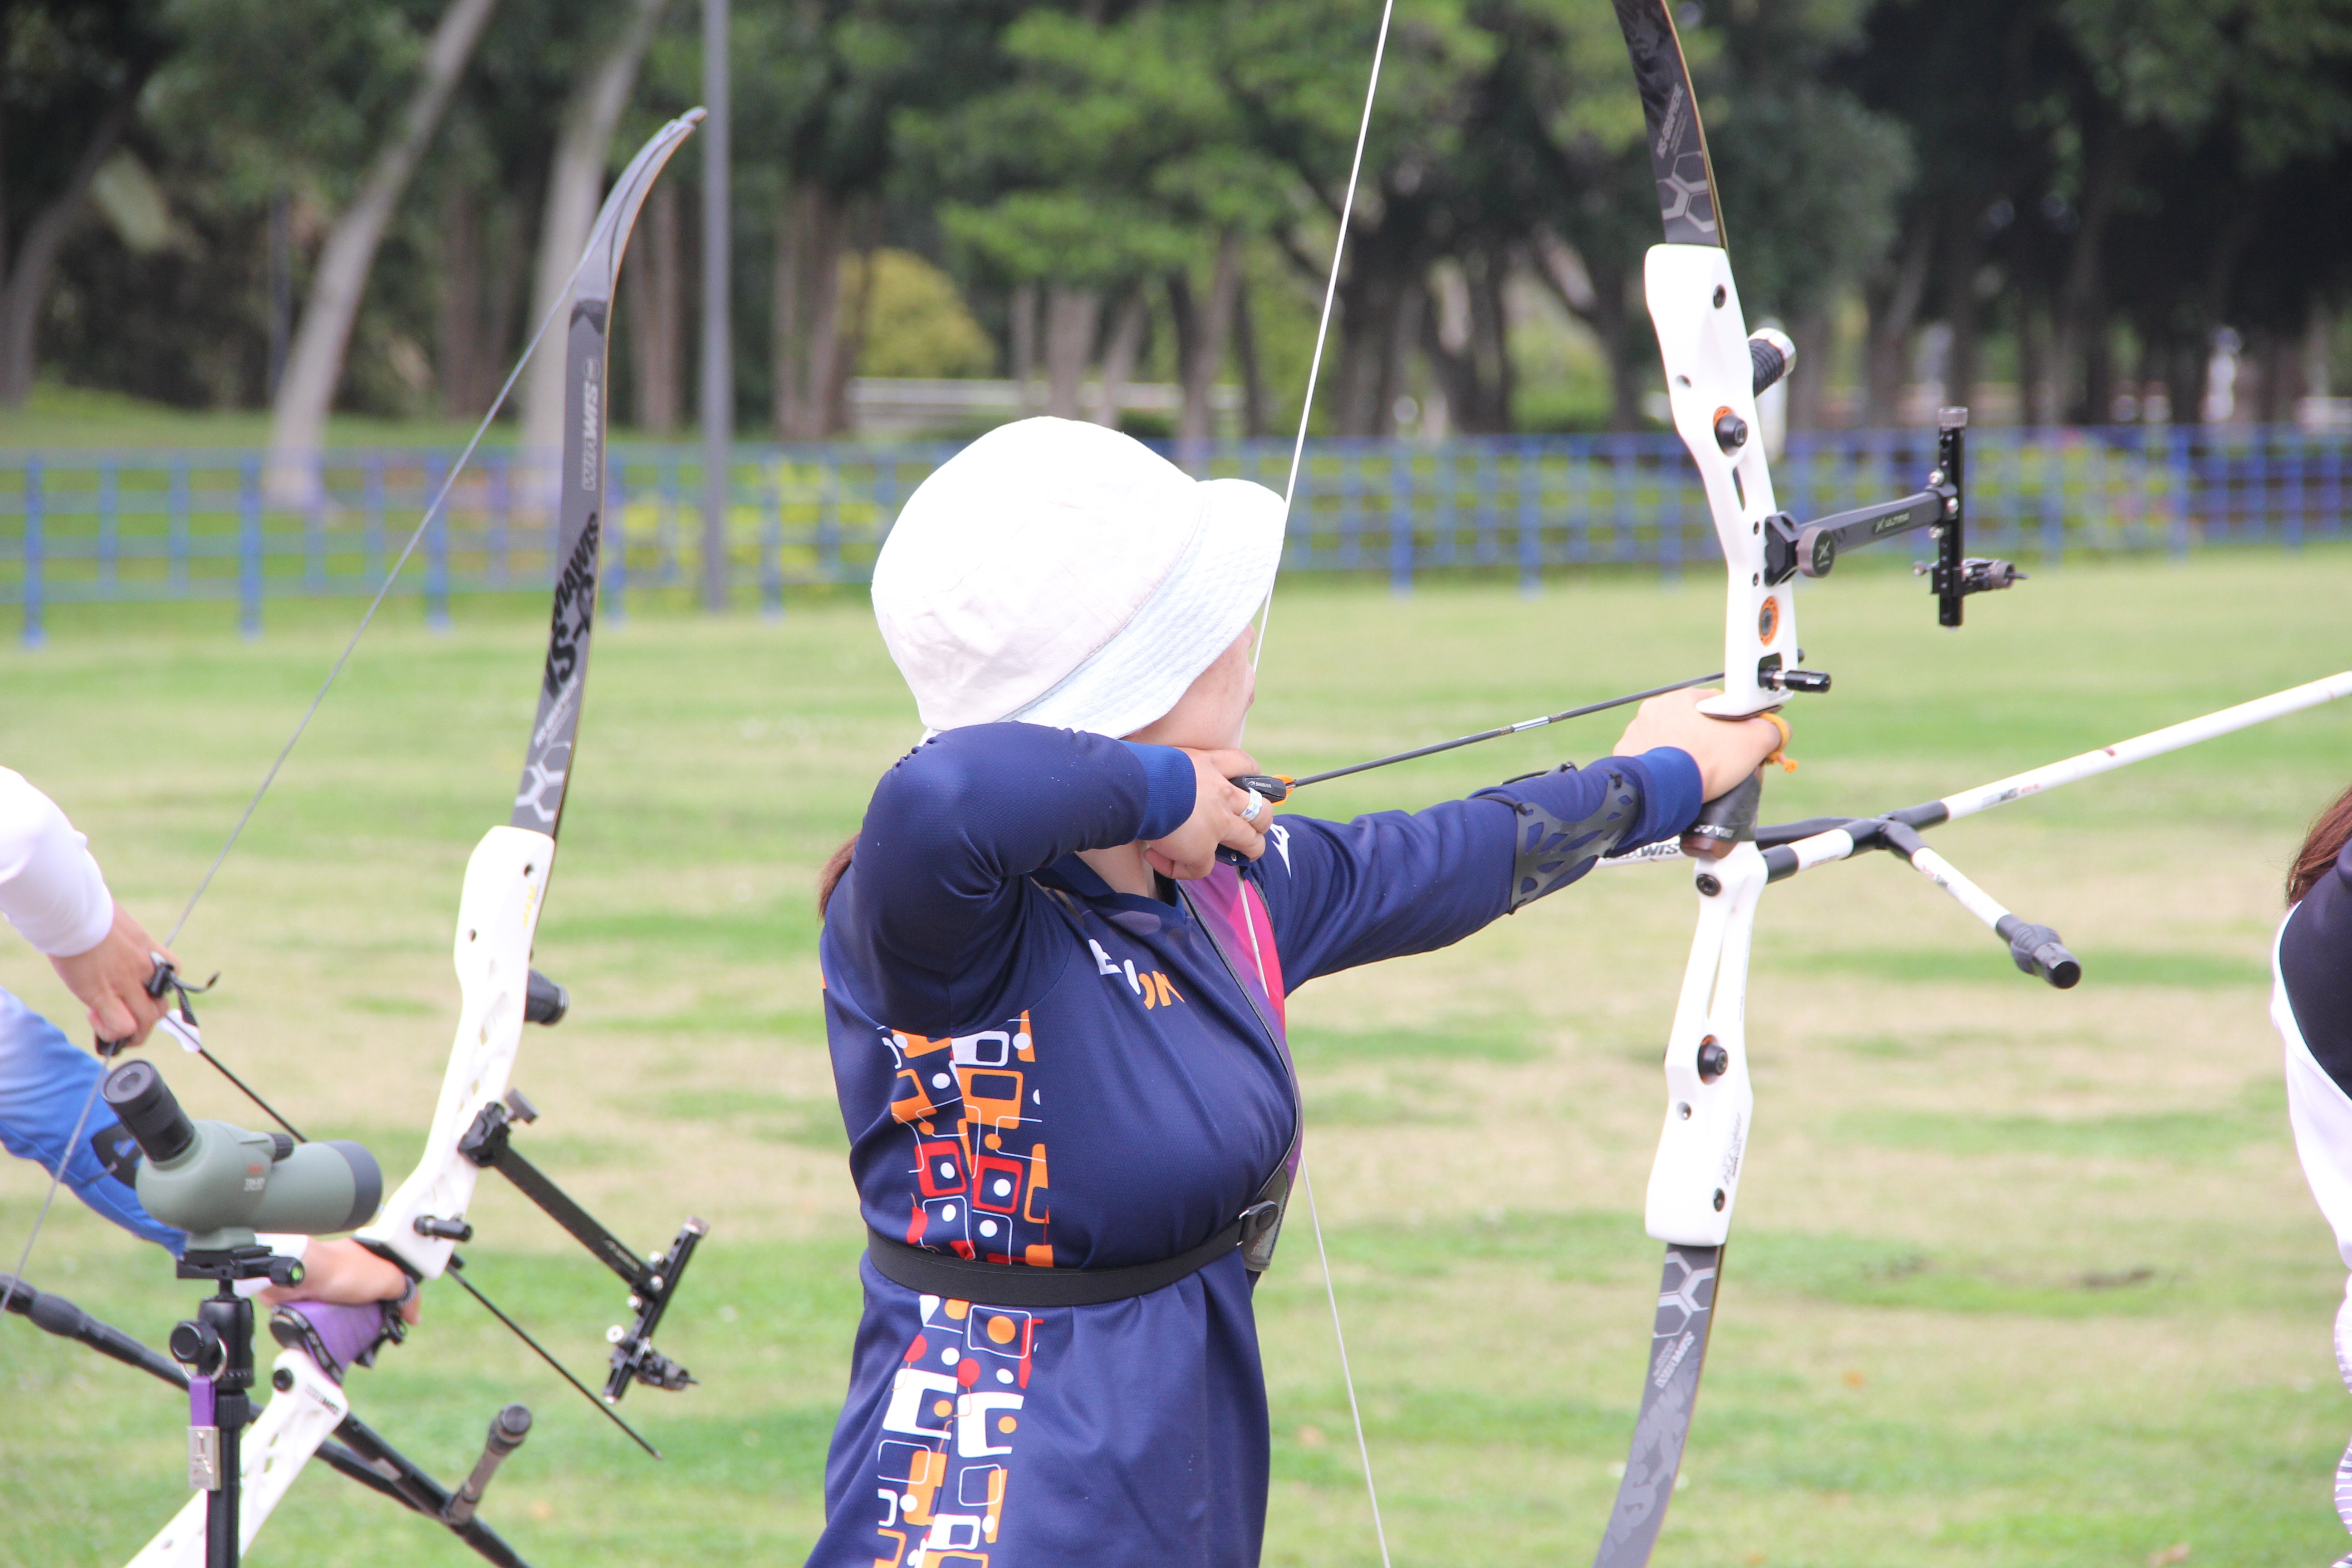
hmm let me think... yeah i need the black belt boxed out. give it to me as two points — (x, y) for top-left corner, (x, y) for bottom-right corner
(866, 1200), (1281, 1309)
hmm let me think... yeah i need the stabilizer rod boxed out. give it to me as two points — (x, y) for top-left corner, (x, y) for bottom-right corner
(1, 1274), (533, 1566)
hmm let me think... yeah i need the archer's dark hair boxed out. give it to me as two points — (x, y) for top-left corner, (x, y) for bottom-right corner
(2290, 782), (2352, 904)
(817, 833), (857, 917)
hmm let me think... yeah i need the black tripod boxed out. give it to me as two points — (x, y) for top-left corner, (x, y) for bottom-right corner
(170, 1245), (300, 1568)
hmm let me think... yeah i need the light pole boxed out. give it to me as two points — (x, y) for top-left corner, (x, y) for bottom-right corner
(700, 0), (732, 612)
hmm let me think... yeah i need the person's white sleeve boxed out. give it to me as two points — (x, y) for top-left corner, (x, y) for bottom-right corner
(0, 768), (113, 957)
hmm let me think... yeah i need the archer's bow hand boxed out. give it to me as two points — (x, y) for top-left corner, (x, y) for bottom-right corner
(1613, 689), (1787, 801)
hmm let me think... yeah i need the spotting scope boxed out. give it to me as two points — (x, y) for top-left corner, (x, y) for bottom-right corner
(102, 1060), (381, 1253)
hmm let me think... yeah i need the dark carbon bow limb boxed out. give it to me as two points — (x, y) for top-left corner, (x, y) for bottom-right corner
(1595, 1245), (1721, 1567)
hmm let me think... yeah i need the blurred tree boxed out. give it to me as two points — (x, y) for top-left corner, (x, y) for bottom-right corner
(426, 0), (583, 420)
(853, 248), (994, 377)
(227, 0), (500, 497)
(1847, 0), (2352, 427)
(517, 0), (674, 459)
(910, 2), (1291, 433)
(734, 0), (1014, 439)
(0, 0), (176, 407)
(1703, 0), (1911, 428)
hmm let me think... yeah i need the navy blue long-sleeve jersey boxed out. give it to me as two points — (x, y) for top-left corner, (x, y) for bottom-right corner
(808, 723), (1702, 1568)
(2280, 838), (2352, 1259)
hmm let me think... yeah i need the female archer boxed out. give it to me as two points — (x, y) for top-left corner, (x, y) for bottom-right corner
(2274, 783), (2352, 1561)
(806, 416), (1782, 1567)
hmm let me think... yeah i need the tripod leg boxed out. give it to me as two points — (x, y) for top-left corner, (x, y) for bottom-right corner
(128, 1349), (352, 1568)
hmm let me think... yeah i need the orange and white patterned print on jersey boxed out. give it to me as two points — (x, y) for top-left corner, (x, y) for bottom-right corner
(886, 1014), (1050, 1266)
(870, 1294), (1026, 1566)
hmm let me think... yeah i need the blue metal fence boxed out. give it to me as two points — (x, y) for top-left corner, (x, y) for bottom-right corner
(0, 426), (2342, 644)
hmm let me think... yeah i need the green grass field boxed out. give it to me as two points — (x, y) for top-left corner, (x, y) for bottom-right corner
(3, 548), (2350, 1567)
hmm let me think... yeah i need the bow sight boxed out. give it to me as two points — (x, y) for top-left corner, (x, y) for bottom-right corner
(441, 1069), (708, 1405)
(1232, 355), (2030, 813)
(1754, 407), (2023, 645)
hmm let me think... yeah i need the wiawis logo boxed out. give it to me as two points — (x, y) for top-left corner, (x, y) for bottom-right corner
(578, 355), (603, 490)
(539, 514), (601, 720)
(1656, 83), (1688, 160)
(1651, 1329), (1696, 1390)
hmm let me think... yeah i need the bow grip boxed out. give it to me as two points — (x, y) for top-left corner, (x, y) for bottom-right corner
(1229, 775), (1292, 804)
(1686, 770), (1764, 848)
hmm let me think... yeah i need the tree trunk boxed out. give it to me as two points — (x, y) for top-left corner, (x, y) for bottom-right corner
(1423, 250), (1513, 435)
(1588, 264), (1647, 433)
(1533, 228), (1645, 431)
(517, 0), (671, 460)
(0, 79), (146, 406)
(436, 182), (481, 417)
(1863, 215), (1932, 427)
(825, 219), (879, 436)
(2052, 121), (2137, 425)
(2249, 328), (2305, 425)
(1388, 282), (1425, 435)
(1009, 281), (1039, 412)
(1331, 281), (1389, 436)
(2307, 306), (2332, 403)
(1939, 211), (1985, 420)
(624, 178), (683, 431)
(773, 184), (868, 440)
(2017, 297), (2056, 427)
(1233, 276), (1269, 438)
(437, 179), (529, 416)
(1043, 284), (1101, 419)
(2167, 333), (2206, 428)
(267, 0), (500, 502)
(1093, 289), (1148, 428)
(1171, 230), (1242, 451)
(1332, 233), (1420, 438)
(1785, 305), (1832, 431)
(772, 183), (847, 439)
(1475, 253), (1513, 431)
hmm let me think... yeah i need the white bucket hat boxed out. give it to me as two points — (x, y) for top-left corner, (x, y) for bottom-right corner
(871, 417), (1286, 738)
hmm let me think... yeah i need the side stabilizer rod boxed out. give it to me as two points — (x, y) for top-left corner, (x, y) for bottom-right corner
(1758, 817), (2081, 988)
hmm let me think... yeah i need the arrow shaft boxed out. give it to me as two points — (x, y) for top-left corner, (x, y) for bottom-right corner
(1282, 672), (1725, 792)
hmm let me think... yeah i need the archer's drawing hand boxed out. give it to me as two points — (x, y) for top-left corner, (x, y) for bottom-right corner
(1612, 688), (1786, 801)
(260, 1238), (424, 1324)
(48, 901), (176, 1048)
(1144, 749), (1268, 880)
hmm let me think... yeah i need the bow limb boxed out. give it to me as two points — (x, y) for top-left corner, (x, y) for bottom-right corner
(1611, 0), (1789, 719)
(358, 110), (703, 1286)
(1594, 7), (1766, 1561)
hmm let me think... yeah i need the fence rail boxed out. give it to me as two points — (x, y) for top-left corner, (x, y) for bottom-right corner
(0, 426), (2341, 643)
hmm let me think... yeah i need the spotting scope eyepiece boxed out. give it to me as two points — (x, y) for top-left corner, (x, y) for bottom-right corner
(103, 1058), (195, 1163)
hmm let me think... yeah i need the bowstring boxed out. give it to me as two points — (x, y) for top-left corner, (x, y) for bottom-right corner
(162, 229), (611, 953)
(0, 1069), (108, 1318)
(1250, 0), (1396, 678)
(1244, 6), (1398, 1564)
(1303, 1159), (1392, 1568)
(1, 204), (616, 1310)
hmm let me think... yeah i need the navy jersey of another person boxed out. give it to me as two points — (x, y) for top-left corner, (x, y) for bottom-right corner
(2271, 782), (2352, 1565)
